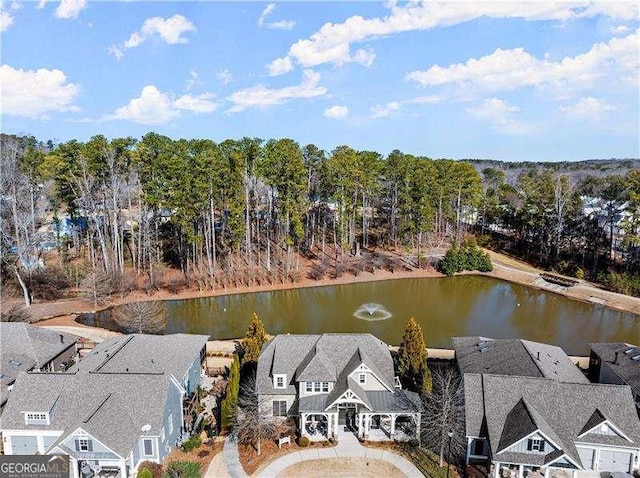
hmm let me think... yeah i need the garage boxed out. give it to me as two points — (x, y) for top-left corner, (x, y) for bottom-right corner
(598, 450), (633, 473)
(577, 447), (595, 470)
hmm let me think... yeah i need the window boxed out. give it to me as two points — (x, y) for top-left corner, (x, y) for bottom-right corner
(143, 439), (153, 456)
(322, 382), (329, 392)
(472, 439), (485, 456)
(306, 382), (313, 393)
(313, 382), (321, 392)
(78, 439), (90, 452)
(527, 438), (545, 452)
(273, 374), (286, 389)
(25, 412), (48, 425)
(272, 400), (287, 417)
(161, 427), (165, 442)
(359, 373), (366, 384)
(26, 413), (47, 421)
(168, 414), (173, 435)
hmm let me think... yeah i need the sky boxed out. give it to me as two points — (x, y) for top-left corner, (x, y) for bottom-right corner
(1, 1), (639, 162)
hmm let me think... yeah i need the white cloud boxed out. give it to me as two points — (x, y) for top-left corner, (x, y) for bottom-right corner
(217, 69), (233, 86)
(267, 56), (294, 76)
(107, 85), (217, 125)
(174, 93), (218, 113)
(37, 0), (47, 8)
(409, 95), (442, 104)
(324, 105), (348, 119)
(1, 10), (14, 31)
(54, 0), (86, 19)
(1, 64), (80, 118)
(185, 69), (201, 91)
(270, 2), (638, 73)
(10, 1), (21, 10)
(113, 14), (195, 58)
(370, 101), (400, 119)
(107, 45), (123, 60)
(612, 25), (629, 35)
(466, 98), (530, 135)
(406, 30), (639, 91)
(258, 3), (296, 30)
(228, 69), (327, 113)
(559, 96), (616, 120)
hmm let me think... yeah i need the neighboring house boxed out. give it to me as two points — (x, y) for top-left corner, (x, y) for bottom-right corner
(256, 333), (422, 442)
(589, 342), (640, 410)
(1, 333), (208, 478)
(452, 336), (589, 383)
(464, 374), (640, 478)
(454, 337), (640, 477)
(0, 323), (77, 413)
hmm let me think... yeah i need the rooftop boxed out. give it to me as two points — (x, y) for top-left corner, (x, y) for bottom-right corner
(590, 342), (640, 392)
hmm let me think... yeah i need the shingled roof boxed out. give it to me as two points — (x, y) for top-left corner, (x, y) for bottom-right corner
(452, 336), (587, 383)
(257, 333), (395, 395)
(464, 374), (640, 468)
(0, 323), (77, 406)
(589, 342), (640, 394)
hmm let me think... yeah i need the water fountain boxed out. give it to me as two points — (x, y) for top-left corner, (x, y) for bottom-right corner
(353, 303), (393, 321)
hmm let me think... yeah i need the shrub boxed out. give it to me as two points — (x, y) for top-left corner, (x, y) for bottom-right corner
(138, 469), (153, 478)
(180, 435), (202, 452)
(163, 461), (201, 478)
(138, 461), (163, 478)
(298, 436), (310, 447)
(438, 240), (493, 276)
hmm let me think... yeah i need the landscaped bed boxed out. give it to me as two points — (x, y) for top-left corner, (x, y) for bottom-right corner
(362, 441), (460, 478)
(155, 438), (223, 477)
(239, 438), (336, 475)
(278, 457), (405, 477)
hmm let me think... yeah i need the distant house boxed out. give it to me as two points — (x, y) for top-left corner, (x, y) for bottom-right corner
(0, 333), (208, 478)
(589, 342), (640, 410)
(454, 337), (640, 476)
(256, 333), (422, 442)
(0, 323), (77, 412)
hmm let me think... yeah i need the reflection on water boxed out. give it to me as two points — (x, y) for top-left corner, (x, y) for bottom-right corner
(79, 276), (640, 354)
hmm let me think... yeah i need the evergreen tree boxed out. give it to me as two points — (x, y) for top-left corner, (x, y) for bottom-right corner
(241, 313), (268, 365)
(221, 353), (240, 432)
(397, 317), (432, 394)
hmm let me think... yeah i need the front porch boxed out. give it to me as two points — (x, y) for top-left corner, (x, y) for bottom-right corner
(77, 459), (125, 478)
(493, 462), (579, 478)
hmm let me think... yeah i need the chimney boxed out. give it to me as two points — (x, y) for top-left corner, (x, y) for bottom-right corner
(613, 352), (619, 364)
(60, 334), (64, 344)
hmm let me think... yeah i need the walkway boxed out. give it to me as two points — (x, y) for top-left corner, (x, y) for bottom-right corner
(41, 325), (120, 343)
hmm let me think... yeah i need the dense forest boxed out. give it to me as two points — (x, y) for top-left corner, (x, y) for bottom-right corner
(1, 132), (639, 308)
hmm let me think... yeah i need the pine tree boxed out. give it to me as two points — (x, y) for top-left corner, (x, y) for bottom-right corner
(241, 313), (268, 365)
(221, 353), (240, 432)
(397, 317), (432, 394)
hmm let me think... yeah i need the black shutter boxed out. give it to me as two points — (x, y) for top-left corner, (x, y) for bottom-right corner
(75, 439), (80, 451)
(527, 439), (533, 451)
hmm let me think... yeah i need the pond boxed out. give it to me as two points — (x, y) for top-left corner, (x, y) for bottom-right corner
(78, 276), (640, 355)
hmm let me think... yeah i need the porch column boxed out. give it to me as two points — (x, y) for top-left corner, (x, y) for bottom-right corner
(571, 471), (577, 478)
(544, 468), (550, 478)
(70, 458), (79, 478)
(390, 414), (396, 438)
(365, 414), (370, 439)
(300, 413), (307, 437)
(493, 462), (500, 478)
(118, 458), (126, 478)
(518, 465), (524, 478)
(415, 414), (421, 443)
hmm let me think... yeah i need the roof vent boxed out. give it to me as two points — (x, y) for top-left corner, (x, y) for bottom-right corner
(632, 354), (640, 361)
(478, 340), (488, 347)
(141, 424), (151, 433)
(624, 348), (635, 355)
(479, 346), (490, 353)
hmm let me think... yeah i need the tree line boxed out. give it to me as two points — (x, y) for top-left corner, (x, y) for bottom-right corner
(1, 132), (639, 305)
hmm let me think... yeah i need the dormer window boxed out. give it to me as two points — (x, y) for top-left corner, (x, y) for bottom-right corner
(273, 374), (286, 389)
(359, 373), (366, 384)
(24, 412), (49, 425)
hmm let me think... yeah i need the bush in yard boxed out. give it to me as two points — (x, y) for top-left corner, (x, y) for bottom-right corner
(298, 436), (310, 447)
(138, 461), (163, 478)
(137, 469), (152, 478)
(180, 435), (202, 452)
(163, 461), (200, 478)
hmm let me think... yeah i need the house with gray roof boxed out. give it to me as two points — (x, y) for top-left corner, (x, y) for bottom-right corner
(256, 333), (422, 442)
(454, 337), (640, 478)
(464, 374), (640, 478)
(588, 342), (640, 411)
(0, 323), (77, 412)
(0, 333), (208, 478)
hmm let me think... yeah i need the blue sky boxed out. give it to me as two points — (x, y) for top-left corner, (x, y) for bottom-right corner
(1, 1), (638, 161)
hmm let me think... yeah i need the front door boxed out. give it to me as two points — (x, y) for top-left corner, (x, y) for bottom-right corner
(337, 404), (357, 428)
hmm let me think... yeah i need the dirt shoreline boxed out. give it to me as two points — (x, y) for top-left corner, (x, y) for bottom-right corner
(26, 249), (640, 339)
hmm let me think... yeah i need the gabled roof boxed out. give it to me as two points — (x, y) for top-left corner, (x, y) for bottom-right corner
(0, 333), (206, 459)
(589, 342), (640, 393)
(452, 336), (587, 384)
(0, 323), (77, 405)
(579, 409), (607, 436)
(464, 374), (640, 469)
(256, 333), (395, 395)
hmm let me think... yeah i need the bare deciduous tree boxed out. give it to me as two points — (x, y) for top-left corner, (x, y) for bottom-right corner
(0, 303), (32, 322)
(232, 373), (286, 456)
(112, 300), (167, 334)
(421, 365), (466, 467)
